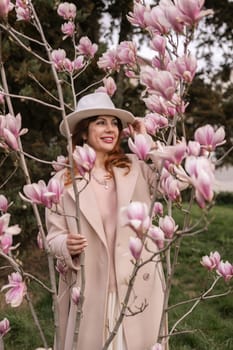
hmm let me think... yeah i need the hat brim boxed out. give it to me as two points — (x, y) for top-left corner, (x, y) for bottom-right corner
(59, 107), (135, 136)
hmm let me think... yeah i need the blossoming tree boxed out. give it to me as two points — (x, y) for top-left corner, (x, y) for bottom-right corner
(0, 1), (232, 349)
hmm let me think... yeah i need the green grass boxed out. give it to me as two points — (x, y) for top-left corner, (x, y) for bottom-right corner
(0, 204), (233, 349)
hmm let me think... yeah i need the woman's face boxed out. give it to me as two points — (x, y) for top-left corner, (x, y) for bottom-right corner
(86, 116), (120, 154)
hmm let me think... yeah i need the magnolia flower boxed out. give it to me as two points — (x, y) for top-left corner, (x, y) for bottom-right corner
(37, 232), (44, 250)
(168, 55), (197, 83)
(15, 2), (30, 21)
(0, 194), (9, 213)
(216, 261), (233, 282)
(127, 2), (147, 28)
(174, 0), (214, 26)
(144, 113), (168, 135)
(71, 286), (80, 305)
(201, 251), (221, 271)
(144, 5), (170, 35)
(57, 2), (76, 20)
(95, 77), (117, 97)
(187, 140), (201, 156)
(144, 94), (171, 116)
(120, 201), (151, 237)
(160, 0), (184, 33)
(194, 124), (226, 152)
(0, 0), (14, 18)
(185, 156), (215, 207)
(153, 202), (164, 217)
(159, 215), (178, 239)
(55, 259), (68, 276)
(61, 21), (75, 38)
(116, 41), (137, 67)
(72, 56), (85, 71)
(1, 272), (27, 307)
(51, 49), (66, 71)
(150, 35), (166, 55)
(73, 144), (96, 177)
(0, 318), (10, 337)
(149, 225), (165, 249)
(97, 49), (119, 72)
(76, 36), (98, 58)
(160, 172), (181, 201)
(0, 233), (13, 254)
(129, 236), (143, 260)
(52, 155), (67, 173)
(128, 134), (153, 160)
(140, 67), (176, 100)
(22, 179), (64, 209)
(0, 213), (21, 236)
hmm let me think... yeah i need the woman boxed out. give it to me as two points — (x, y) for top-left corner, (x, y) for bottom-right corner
(46, 92), (166, 350)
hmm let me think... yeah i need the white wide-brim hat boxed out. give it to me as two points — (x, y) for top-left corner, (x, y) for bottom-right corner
(59, 92), (135, 136)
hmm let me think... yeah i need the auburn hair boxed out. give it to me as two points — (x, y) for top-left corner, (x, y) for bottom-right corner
(65, 116), (131, 185)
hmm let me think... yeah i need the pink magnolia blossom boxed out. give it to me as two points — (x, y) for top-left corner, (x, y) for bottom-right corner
(160, 0), (184, 33)
(140, 67), (176, 100)
(149, 225), (165, 249)
(76, 36), (98, 58)
(56, 259), (68, 276)
(71, 286), (80, 305)
(73, 144), (96, 177)
(128, 134), (153, 161)
(95, 77), (117, 97)
(57, 2), (76, 20)
(144, 113), (168, 135)
(47, 178), (64, 205)
(63, 58), (73, 72)
(22, 179), (63, 209)
(116, 41), (137, 67)
(149, 139), (187, 166)
(0, 233), (13, 254)
(150, 35), (166, 56)
(168, 55), (197, 83)
(52, 155), (68, 173)
(1, 272), (27, 307)
(187, 140), (201, 156)
(129, 236), (143, 260)
(160, 171), (181, 201)
(0, 0), (14, 18)
(185, 156), (215, 207)
(61, 21), (75, 38)
(217, 261), (233, 282)
(0, 318), (10, 337)
(97, 49), (120, 72)
(127, 2), (147, 28)
(0, 213), (21, 236)
(201, 251), (221, 271)
(153, 202), (164, 217)
(194, 124), (226, 152)
(72, 56), (85, 71)
(174, 0), (214, 27)
(15, 3), (30, 21)
(144, 94), (172, 116)
(51, 49), (66, 71)
(0, 194), (9, 213)
(2, 128), (18, 150)
(151, 53), (171, 71)
(159, 215), (178, 239)
(120, 201), (151, 237)
(4, 113), (27, 137)
(144, 5), (170, 35)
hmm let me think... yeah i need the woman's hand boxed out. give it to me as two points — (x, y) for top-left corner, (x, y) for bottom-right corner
(66, 233), (88, 256)
(128, 117), (147, 136)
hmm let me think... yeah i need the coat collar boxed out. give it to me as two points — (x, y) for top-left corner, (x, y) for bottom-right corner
(66, 161), (139, 245)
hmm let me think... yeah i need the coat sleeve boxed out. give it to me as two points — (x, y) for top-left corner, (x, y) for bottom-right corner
(45, 173), (80, 271)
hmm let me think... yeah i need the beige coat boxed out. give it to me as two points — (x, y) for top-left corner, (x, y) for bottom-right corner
(46, 155), (166, 350)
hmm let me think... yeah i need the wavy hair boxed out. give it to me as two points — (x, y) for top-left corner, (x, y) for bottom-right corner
(65, 116), (131, 184)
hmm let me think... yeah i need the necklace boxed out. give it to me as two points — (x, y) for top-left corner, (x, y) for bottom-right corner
(92, 172), (109, 190)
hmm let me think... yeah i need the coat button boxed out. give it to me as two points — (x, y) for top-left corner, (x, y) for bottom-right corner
(143, 273), (150, 281)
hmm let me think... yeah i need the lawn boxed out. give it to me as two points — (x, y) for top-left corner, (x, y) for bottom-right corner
(0, 203), (233, 349)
